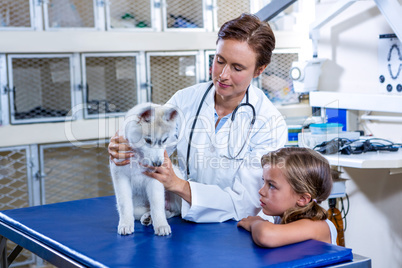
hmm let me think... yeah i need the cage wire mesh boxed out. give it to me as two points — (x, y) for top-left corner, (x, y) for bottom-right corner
(46, 0), (95, 28)
(149, 54), (197, 104)
(165, 0), (204, 29)
(0, 149), (29, 210)
(260, 52), (299, 104)
(215, 0), (250, 29)
(206, 51), (214, 81)
(0, 147), (34, 265)
(10, 56), (72, 122)
(41, 142), (114, 205)
(107, 0), (152, 29)
(0, 0), (31, 28)
(84, 55), (138, 116)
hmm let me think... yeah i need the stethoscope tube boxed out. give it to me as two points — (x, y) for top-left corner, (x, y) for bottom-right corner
(186, 83), (256, 179)
(186, 83), (214, 178)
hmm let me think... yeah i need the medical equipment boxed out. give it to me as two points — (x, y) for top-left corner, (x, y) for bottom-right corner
(186, 83), (256, 178)
(289, 58), (326, 93)
(378, 33), (402, 94)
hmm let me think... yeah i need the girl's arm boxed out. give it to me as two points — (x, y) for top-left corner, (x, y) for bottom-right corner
(238, 217), (331, 247)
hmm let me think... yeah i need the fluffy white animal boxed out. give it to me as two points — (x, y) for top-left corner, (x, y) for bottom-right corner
(110, 102), (183, 236)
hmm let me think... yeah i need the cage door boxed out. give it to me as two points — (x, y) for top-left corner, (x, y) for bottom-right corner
(146, 51), (201, 104)
(0, 0), (35, 30)
(8, 54), (75, 124)
(81, 53), (141, 118)
(39, 140), (114, 205)
(43, 0), (99, 30)
(162, 0), (209, 31)
(105, 0), (159, 31)
(259, 50), (300, 104)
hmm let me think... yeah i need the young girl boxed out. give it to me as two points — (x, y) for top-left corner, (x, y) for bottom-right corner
(237, 147), (337, 247)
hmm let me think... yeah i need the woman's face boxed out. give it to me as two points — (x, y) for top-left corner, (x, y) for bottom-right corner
(259, 166), (300, 217)
(212, 39), (265, 100)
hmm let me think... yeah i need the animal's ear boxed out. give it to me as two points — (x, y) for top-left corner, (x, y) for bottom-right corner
(138, 107), (153, 123)
(164, 108), (178, 122)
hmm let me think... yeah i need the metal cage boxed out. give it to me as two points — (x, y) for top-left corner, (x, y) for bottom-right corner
(81, 53), (142, 118)
(259, 50), (300, 104)
(162, 0), (212, 31)
(7, 54), (77, 124)
(146, 51), (203, 104)
(204, 50), (215, 82)
(0, 0), (35, 31)
(43, 0), (102, 31)
(0, 146), (36, 266)
(39, 140), (114, 205)
(105, 0), (160, 31)
(213, 0), (252, 31)
(0, 54), (8, 126)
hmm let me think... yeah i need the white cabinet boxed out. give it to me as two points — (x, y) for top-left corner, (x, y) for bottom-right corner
(0, 0), (305, 144)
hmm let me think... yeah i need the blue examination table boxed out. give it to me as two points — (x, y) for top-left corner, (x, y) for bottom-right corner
(0, 196), (370, 267)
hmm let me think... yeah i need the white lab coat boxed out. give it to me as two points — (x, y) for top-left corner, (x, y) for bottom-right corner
(166, 82), (287, 223)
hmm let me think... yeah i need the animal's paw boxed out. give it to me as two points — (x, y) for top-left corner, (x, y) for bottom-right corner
(154, 224), (172, 236)
(118, 222), (134, 235)
(140, 212), (152, 226)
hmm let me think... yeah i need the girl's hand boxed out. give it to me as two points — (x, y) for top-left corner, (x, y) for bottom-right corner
(108, 133), (134, 166)
(237, 216), (264, 232)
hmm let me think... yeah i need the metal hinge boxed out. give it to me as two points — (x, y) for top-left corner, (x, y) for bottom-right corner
(206, 5), (214, 11)
(3, 86), (14, 94)
(77, 83), (88, 91)
(35, 172), (46, 180)
(37, 0), (48, 6)
(96, 0), (106, 7)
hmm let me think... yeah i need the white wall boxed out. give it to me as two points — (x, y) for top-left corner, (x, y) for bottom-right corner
(314, 1), (402, 267)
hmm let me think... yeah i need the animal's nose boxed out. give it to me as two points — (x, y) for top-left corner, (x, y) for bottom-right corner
(152, 160), (162, 167)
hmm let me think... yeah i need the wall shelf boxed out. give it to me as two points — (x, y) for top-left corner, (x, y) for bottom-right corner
(0, 117), (123, 147)
(324, 150), (402, 170)
(309, 91), (402, 113)
(0, 31), (302, 53)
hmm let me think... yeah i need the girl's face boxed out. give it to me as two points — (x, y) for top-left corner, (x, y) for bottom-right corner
(259, 166), (301, 217)
(212, 39), (265, 100)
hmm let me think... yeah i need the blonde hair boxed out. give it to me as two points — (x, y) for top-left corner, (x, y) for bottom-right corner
(261, 147), (333, 224)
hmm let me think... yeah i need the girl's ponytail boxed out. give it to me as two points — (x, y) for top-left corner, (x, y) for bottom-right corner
(281, 200), (328, 224)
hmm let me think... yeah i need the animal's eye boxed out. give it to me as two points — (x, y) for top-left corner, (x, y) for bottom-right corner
(144, 138), (152, 145)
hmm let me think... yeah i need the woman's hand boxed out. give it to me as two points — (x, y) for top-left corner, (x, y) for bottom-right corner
(237, 216), (264, 232)
(108, 133), (134, 166)
(143, 151), (192, 204)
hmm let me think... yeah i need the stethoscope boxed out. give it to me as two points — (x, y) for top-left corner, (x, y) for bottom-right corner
(186, 83), (256, 178)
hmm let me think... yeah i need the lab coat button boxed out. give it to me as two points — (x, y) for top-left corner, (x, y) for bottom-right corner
(210, 145), (215, 152)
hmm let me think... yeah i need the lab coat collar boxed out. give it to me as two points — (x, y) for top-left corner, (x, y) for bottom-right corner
(200, 83), (258, 146)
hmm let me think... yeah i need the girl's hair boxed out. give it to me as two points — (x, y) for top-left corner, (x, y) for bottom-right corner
(261, 147), (333, 224)
(217, 13), (275, 68)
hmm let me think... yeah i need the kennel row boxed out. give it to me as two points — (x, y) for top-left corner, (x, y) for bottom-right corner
(0, 51), (299, 125)
(0, 0), (265, 32)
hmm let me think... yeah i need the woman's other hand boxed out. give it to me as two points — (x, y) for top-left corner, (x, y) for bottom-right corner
(108, 133), (133, 166)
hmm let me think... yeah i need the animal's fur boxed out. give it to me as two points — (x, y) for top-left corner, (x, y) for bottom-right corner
(110, 102), (183, 236)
